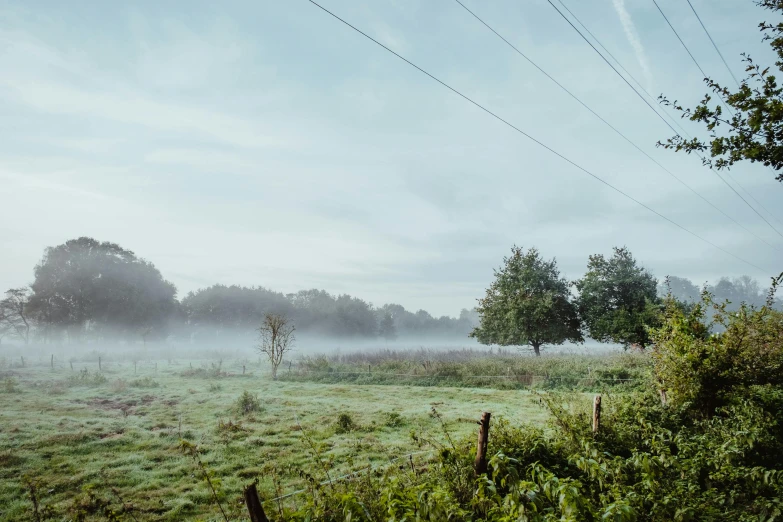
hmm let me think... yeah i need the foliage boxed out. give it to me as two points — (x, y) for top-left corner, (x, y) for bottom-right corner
(234, 390), (263, 416)
(0, 288), (32, 345)
(27, 237), (178, 343)
(653, 283), (783, 415)
(289, 349), (650, 391)
(335, 412), (356, 434)
(658, 0), (783, 181)
(378, 311), (397, 341)
(471, 246), (583, 356)
(128, 377), (159, 388)
(576, 246), (661, 348)
(66, 368), (108, 387)
(1, 377), (19, 393)
(383, 412), (405, 428)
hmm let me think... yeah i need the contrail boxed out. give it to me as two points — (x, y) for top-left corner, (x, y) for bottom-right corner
(612, 0), (653, 93)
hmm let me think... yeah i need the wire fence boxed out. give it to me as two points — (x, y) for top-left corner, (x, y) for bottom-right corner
(284, 369), (641, 383)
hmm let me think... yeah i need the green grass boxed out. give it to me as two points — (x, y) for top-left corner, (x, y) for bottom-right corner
(0, 358), (551, 521)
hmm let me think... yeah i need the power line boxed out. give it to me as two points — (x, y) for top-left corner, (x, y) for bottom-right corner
(450, 0), (782, 254)
(684, 0), (741, 88)
(649, 0), (783, 240)
(556, 0), (691, 138)
(305, 0), (772, 275)
(545, 0), (681, 137)
(651, 0), (734, 117)
(547, 0), (783, 243)
(684, 0), (783, 225)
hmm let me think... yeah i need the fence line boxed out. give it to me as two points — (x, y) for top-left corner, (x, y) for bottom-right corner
(285, 369), (639, 382)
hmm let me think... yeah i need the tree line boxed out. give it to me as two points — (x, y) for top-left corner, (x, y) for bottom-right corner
(0, 237), (478, 345)
(0, 237), (777, 349)
(471, 245), (781, 355)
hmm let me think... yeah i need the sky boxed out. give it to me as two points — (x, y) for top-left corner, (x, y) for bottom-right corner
(0, 0), (781, 317)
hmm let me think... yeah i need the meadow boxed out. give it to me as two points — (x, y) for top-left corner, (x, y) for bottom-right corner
(0, 348), (621, 521)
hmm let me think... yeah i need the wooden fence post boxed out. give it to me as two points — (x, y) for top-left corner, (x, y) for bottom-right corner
(592, 394), (601, 434)
(70, 361), (74, 371)
(474, 411), (492, 476)
(21, 356), (24, 368)
(51, 354), (54, 370)
(243, 482), (269, 522)
(98, 356), (102, 372)
(243, 364), (246, 375)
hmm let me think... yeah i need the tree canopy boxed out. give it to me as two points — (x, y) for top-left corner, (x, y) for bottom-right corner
(471, 246), (582, 356)
(658, 0), (783, 181)
(575, 247), (660, 348)
(27, 237), (178, 342)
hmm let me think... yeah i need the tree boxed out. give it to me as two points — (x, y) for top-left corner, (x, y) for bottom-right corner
(378, 312), (397, 342)
(657, 0), (783, 181)
(0, 288), (31, 345)
(27, 237), (178, 342)
(256, 313), (295, 380)
(575, 247), (661, 349)
(658, 275), (701, 303)
(470, 246), (582, 356)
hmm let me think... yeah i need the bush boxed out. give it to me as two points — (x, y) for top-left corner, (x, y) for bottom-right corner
(1, 378), (19, 393)
(335, 413), (355, 434)
(234, 390), (262, 416)
(653, 292), (783, 415)
(129, 377), (159, 388)
(383, 412), (405, 428)
(67, 369), (107, 387)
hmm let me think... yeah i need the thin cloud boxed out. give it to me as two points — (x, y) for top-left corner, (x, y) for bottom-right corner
(612, 0), (654, 93)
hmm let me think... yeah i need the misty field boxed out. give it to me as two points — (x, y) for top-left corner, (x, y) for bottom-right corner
(0, 353), (570, 521)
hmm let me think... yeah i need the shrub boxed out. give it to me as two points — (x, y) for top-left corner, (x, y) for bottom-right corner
(383, 412), (405, 428)
(67, 369), (107, 387)
(335, 413), (355, 434)
(1, 378), (19, 393)
(652, 292), (783, 415)
(129, 377), (159, 388)
(234, 391), (262, 416)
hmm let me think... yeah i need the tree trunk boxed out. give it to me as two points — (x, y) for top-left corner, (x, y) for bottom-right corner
(532, 342), (541, 357)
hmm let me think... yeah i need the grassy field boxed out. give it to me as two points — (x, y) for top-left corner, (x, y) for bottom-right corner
(0, 356), (553, 521)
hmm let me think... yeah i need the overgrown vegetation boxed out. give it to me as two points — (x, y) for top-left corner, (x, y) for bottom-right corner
(272, 286), (783, 520)
(285, 349), (650, 391)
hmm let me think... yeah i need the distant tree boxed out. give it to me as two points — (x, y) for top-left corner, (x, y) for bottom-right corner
(182, 284), (291, 342)
(0, 288), (31, 345)
(658, 275), (701, 303)
(471, 246), (583, 356)
(256, 313), (295, 380)
(575, 247), (660, 349)
(378, 312), (397, 342)
(657, 0), (783, 182)
(27, 237), (178, 342)
(332, 294), (377, 337)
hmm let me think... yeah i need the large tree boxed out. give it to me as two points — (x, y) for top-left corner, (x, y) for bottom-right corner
(658, 0), (783, 181)
(575, 247), (660, 349)
(27, 237), (178, 342)
(471, 246), (582, 356)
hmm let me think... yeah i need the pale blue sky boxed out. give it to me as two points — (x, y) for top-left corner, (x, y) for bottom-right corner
(1, 0), (780, 316)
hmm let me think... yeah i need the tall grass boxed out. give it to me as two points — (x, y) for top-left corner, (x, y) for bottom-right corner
(283, 348), (650, 390)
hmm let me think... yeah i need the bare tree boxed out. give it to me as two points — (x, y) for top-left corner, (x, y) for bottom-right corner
(256, 313), (295, 380)
(0, 288), (31, 345)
